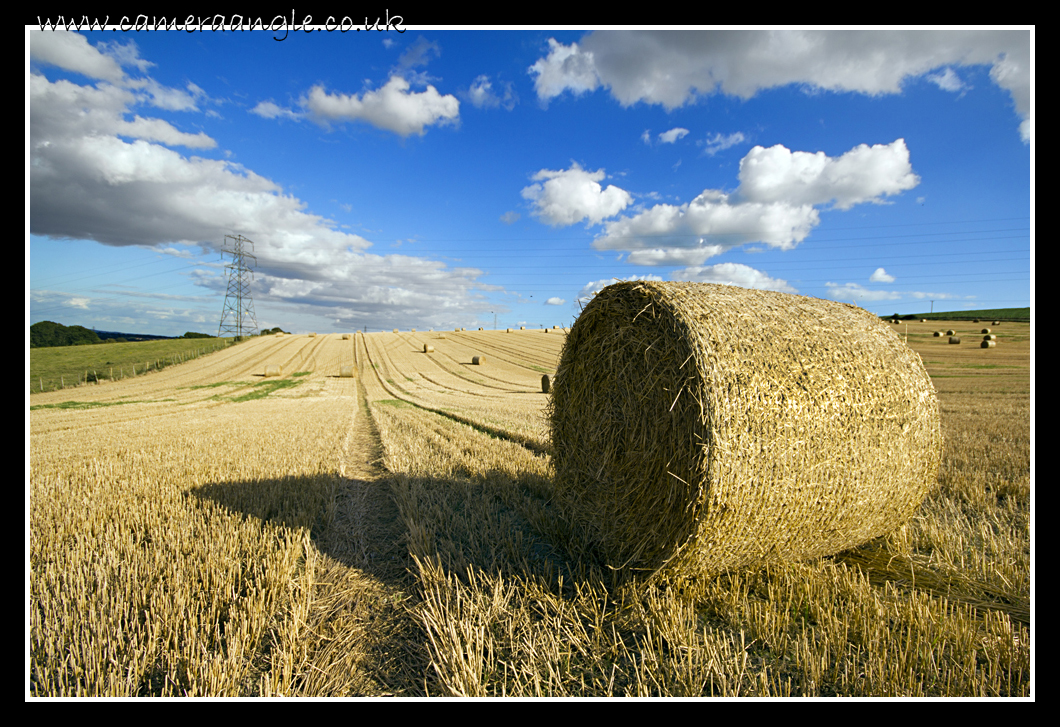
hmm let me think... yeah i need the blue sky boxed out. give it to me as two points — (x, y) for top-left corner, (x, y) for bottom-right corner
(28, 27), (1032, 336)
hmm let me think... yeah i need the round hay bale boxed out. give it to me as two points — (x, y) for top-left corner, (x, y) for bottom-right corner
(412, 328), (417, 332)
(981, 340), (996, 348)
(264, 364), (282, 377)
(478, 327), (484, 331)
(462, 327), (467, 331)
(993, 320), (1000, 326)
(933, 331), (942, 337)
(973, 319), (980, 323)
(308, 332), (316, 337)
(983, 334), (997, 341)
(339, 365), (355, 378)
(981, 328), (991, 334)
(949, 336), (961, 344)
(921, 319), (927, 323)
(507, 328), (512, 332)
(342, 333), (351, 340)
(549, 281), (941, 580)
(393, 328), (399, 334)
(520, 326), (526, 330)
(541, 374), (551, 393)
(945, 329), (956, 336)
(423, 344), (434, 353)
(438, 334), (446, 339)
(472, 356), (484, 365)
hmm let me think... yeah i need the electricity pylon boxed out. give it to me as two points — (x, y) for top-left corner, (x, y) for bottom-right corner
(217, 234), (259, 339)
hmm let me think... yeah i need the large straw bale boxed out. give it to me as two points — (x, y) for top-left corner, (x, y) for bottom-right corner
(983, 334), (997, 341)
(981, 340), (996, 348)
(981, 328), (992, 334)
(308, 332), (316, 337)
(264, 364), (282, 377)
(342, 333), (351, 340)
(949, 336), (961, 344)
(339, 365), (355, 377)
(945, 329), (955, 336)
(424, 344), (434, 353)
(933, 331), (942, 337)
(548, 281), (942, 580)
(472, 356), (484, 365)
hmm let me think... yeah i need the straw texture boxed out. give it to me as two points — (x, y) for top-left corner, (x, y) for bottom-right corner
(548, 281), (942, 580)
(264, 364), (282, 377)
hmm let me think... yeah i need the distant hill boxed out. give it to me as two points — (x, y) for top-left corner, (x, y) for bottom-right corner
(30, 321), (102, 348)
(94, 329), (177, 343)
(30, 322), (218, 347)
(881, 307), (1029, 322)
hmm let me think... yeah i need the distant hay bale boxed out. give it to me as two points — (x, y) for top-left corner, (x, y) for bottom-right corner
(342, 333), (351, 340)
(945, 329), (956, 336)
(462, 328), (467, 331)
(393, 328), (399, 334)
(455, 328), (460, 332)
(933, 331), (942, 337)
(438, 334), (446, 339)
(973, 319), (980, 323)
(949, 336), (961, 344)
(412, 328), (416, 332)
(520, 326), (526, 330)
(472, 356), (484, 365)
(308, 332), (316, 337)
(478, 327), (484, 330)
(264, 365), (282, 377)
(549, 281), (941, 581)
(993, 320), (1000, 326)
(921, 319), (927, 323)
(981, 328), (991, 334)
(423, 344), (434, 353)
(339, 365), (355, 377)
(981, 340), (996, 348)
(983, 334), (997, 341)
(541, 374), (551, 393)
(507, 328), (512, 332)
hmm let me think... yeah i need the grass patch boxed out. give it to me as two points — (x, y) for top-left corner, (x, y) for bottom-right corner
(30, 399), (164, 411)
(290, 371), (312, 377)
(375, 399), (413, 408)
(227, 379), (302, 403)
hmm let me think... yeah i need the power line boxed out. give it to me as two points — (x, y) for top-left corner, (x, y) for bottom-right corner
(217, 234), (259, 339)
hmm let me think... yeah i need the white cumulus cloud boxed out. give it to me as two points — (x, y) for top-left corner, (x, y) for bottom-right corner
(672, 263), (797, 293)
(528, 38), (600, 103)
(304, 76), (460, 137)
(870, 267), (896, 283)
(737, 139), (920, 210)
(545, 297), (566, 305)
(529, 29), (1030, 141)
(658, 127), (690, 144)
(588, 139), (918, 265)
(701, 131), (746, 156)
(521, 162), (633, 227)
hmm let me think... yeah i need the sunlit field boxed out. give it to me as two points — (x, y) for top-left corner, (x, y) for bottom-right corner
(29, 321), (1031, 696)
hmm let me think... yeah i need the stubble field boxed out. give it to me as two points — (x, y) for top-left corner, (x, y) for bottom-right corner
(28, 320), (1031, 697)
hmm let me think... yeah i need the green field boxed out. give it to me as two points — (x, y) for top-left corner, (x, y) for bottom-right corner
(28, 336), (236, 393)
